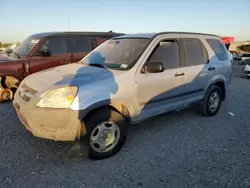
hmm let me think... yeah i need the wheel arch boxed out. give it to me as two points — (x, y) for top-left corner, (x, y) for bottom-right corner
(213, 81), (226, 101)
(206, 78), (226, 101)
(79, 100), (133, 125)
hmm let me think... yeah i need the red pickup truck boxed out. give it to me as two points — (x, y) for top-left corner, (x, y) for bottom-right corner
(0, 31), (124, 101)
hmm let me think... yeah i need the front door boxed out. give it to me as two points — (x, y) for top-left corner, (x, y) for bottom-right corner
(29, 37), (72, 74)
(135, 38), (186, 120)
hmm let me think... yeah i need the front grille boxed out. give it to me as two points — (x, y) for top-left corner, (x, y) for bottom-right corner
(18, 84), (37, 102)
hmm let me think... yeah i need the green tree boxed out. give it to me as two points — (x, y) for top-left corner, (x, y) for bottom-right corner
(0, 42), (2, 48)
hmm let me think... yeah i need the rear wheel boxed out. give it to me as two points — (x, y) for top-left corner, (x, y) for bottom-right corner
(199, 85), (222, 116)
(82, 108), (128, 160)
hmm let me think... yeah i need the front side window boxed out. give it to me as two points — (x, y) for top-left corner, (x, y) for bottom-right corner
(147, 40), (180, 70)
(81, 38), (150, 70)
(11, 36), (41, 57)
(39, 37), (70, 55)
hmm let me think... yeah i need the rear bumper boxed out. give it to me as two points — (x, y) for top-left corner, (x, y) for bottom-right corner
(13, 93), (84, 141)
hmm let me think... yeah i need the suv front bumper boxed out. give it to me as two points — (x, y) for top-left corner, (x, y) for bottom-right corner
(13, 93), (84, 141)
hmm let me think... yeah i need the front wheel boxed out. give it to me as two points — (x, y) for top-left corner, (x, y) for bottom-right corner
(199, 85), (222, 116)
(82, 108), (128, 160)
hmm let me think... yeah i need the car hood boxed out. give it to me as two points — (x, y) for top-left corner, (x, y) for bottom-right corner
(23, 63), (125, 92)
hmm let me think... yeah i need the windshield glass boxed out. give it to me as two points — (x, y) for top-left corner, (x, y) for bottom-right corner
(81, 38), (150, 70)
(11, 36), (41, 57)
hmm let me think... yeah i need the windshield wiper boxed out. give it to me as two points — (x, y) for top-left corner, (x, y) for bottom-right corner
(88, 63), (107, 69)
(13, 52), (20, 59)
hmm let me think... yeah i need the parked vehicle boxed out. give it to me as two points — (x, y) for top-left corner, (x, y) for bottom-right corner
(232, 54), (241, 61)
(5, 44), (18, 55)
(238, 53), (250, 65)
(0, 31), (124, 101)
(244, 63), (250, 78)
(13, 32), (232, 159)
(0, 48), (6, 54)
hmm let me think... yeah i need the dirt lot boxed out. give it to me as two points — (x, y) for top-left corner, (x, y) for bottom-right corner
(0, 65), (250, 188)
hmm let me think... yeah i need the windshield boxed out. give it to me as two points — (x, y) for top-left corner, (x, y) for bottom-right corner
(11, 36), (41, 57)
(81, 38), (150, 70)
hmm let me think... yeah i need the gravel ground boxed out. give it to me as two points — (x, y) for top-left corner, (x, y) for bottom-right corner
(0, 65), (250, 188)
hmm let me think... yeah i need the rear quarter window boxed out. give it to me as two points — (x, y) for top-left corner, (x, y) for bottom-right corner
(206, 39), (228, 61)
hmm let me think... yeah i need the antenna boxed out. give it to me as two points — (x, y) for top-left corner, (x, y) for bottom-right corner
(68, 18), (70, 31)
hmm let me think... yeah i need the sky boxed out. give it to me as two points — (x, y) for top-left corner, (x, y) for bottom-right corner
(1, 0), (250, 43)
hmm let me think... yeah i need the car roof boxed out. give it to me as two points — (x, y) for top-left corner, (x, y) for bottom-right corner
(30, 31), (125, 38)
(115, 32), (219, 39)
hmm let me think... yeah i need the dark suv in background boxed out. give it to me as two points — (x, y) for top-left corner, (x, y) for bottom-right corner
(0, 31), (124, 101)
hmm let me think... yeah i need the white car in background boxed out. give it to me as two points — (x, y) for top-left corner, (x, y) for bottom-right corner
(244, 64), (250, 78)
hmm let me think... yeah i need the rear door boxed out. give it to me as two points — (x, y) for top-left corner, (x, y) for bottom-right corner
(29, 37), (71, 74)
(181, 38), (211, 104)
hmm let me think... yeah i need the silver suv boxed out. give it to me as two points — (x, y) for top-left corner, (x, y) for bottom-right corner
(13, 32), (232, 159)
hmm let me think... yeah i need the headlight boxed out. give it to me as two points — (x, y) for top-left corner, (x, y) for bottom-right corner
(36, 86), (78, 108)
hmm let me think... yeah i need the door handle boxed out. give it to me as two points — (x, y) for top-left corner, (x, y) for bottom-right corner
(208, 67), (216, 71)
(175, 72), (185, 77)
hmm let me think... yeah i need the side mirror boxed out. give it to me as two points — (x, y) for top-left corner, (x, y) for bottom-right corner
(145, 61), (164, 73)
(40, 49), (51, 57)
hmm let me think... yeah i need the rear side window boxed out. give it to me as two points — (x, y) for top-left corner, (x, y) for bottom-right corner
(90, 38), (98, 50)
(206, 39), (228, 61)
(148, 40), (180, 69)
(41, 37), (70, 55)
(72, 37), (90, 53)
(183, 38), (206, 66)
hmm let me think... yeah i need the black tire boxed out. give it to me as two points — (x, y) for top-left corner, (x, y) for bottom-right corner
(199, 85), (222, 116)
(82, 107), (128, 160)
